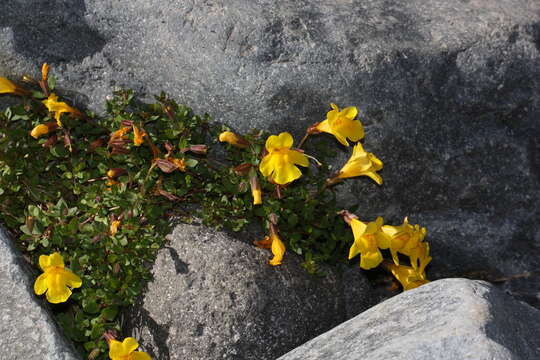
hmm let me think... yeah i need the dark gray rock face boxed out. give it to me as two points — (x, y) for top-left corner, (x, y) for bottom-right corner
(0, 2), (538, 306)
(278, 278), (540, 360)
(0, 227), (80, 360)
(123, 223), (374, 360)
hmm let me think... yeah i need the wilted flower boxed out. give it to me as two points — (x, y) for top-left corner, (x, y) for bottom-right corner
(108, 337), (151, 360)
(259, 132), (309, 185)
(347, 217), (390, 270)
(132, 125), (146, 146)
(219, 131), (249, 148)
(381, 217), (427, 270)
(312, 104), (364, 146)
(34, 252), (82, 304)
(42, 93), (82, 127)
(335, 143), (383, 184)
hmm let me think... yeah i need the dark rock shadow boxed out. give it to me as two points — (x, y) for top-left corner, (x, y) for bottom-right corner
(0, 0), (105, 63)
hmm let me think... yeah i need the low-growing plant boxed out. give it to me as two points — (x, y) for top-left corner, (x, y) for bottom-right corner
(0, 65), (430, 359)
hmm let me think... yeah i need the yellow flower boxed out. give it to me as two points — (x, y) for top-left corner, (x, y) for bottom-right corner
(109, 338), (151, 360)
(0, 77), (18, 94)
(269, 233), (286, 266)
(385, 244), (431, 290)
(381, 217), (427, 270)
(110, 220), (121, 236)
(30, 124), (49, 139)
(34, 252), (82, 304)
(348, 217), (390, 270)
(42, 93), (81, 127)
(337, 143), (383, 184)
(219, 131), (249, 148)
(132, 125), (146, 146)
(313, 103), (364, 146)
(259, 132), (309, 185)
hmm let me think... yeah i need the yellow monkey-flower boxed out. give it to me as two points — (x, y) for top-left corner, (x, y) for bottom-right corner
(337, 143), (383, 184)
(382, 217), (427, 270)
(34, 252), (82, 304)
(313, 103), (364, 146)
(348, 217), (390, 270)
(42, 93), (81, 127)
(259, 132), (309, 185)
(385, 243), (431, 290)
(109, 337), (151, 360)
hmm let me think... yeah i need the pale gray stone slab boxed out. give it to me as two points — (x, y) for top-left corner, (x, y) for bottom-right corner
(278, 278), (540, 360)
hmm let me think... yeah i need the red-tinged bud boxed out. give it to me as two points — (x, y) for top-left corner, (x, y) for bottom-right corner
(87, 348), (100, 360)
(63, 132), (73, 151)
(238, 181), (249, 193)
(41, 63), (49, 82)
(121, 119), (134, 127)
(233, 163), (252, 176)
(155, 158), (179, 173)
(337, 210), (358, 225)
(157, 189), (181, 201)
(187, 144), (207, 155)
(102, 330), (117, 344)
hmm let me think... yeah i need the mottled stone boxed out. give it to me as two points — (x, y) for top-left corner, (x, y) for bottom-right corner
(0, 1), (538, 308)
(0, 227), (80, 360)
(123, 223), (374, 360)
(279, 278), (540, 360)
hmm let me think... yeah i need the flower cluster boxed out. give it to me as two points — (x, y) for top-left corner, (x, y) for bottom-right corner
(340, 210), (430, 290)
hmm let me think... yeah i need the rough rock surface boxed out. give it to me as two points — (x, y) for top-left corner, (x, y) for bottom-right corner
(278, 278), (540, 360)
(122, 222), (375, 360)
(0, 227), (80, 360)
(1, 1), (539, 308)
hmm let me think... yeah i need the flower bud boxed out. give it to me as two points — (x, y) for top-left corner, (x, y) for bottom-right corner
(107, 168), (127, 179)
(337, 210), (358, 225)
(41, 63), (49, 82)
(249, 174), (262, 205)
(187, 144), (207, 155)
(30, 122), (58, 139)
(218, 131), (249, 148)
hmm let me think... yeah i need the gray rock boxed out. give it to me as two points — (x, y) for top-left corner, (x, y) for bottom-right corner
(278, 278), (540, 360)
(0, 227), (81, 360)
(0, 1), (538, 307)
(122, 222), (375, 360)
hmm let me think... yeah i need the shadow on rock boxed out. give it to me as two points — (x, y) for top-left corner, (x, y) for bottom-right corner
(0, 0), (105, 63)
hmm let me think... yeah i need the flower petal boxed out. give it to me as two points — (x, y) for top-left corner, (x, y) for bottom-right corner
(360, 250), (382, 270)
(349, 219), (367, 241)
(109, 340), (127, 358)
(314, 119), (332, 134)
(48, 252), (65, 268)
(259, 153), (279, 177)
(122, 338), (140, 354)
(265, 132), (293, 151)
(341, 106), (358, 120)
(271, 161), (302, 185)
(34, 273), (48, 295)
(339, 119), (364, 142)
(286, 149), (309, 167)
(62, 269), (82, 289)
(348, 239), (362, 260)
